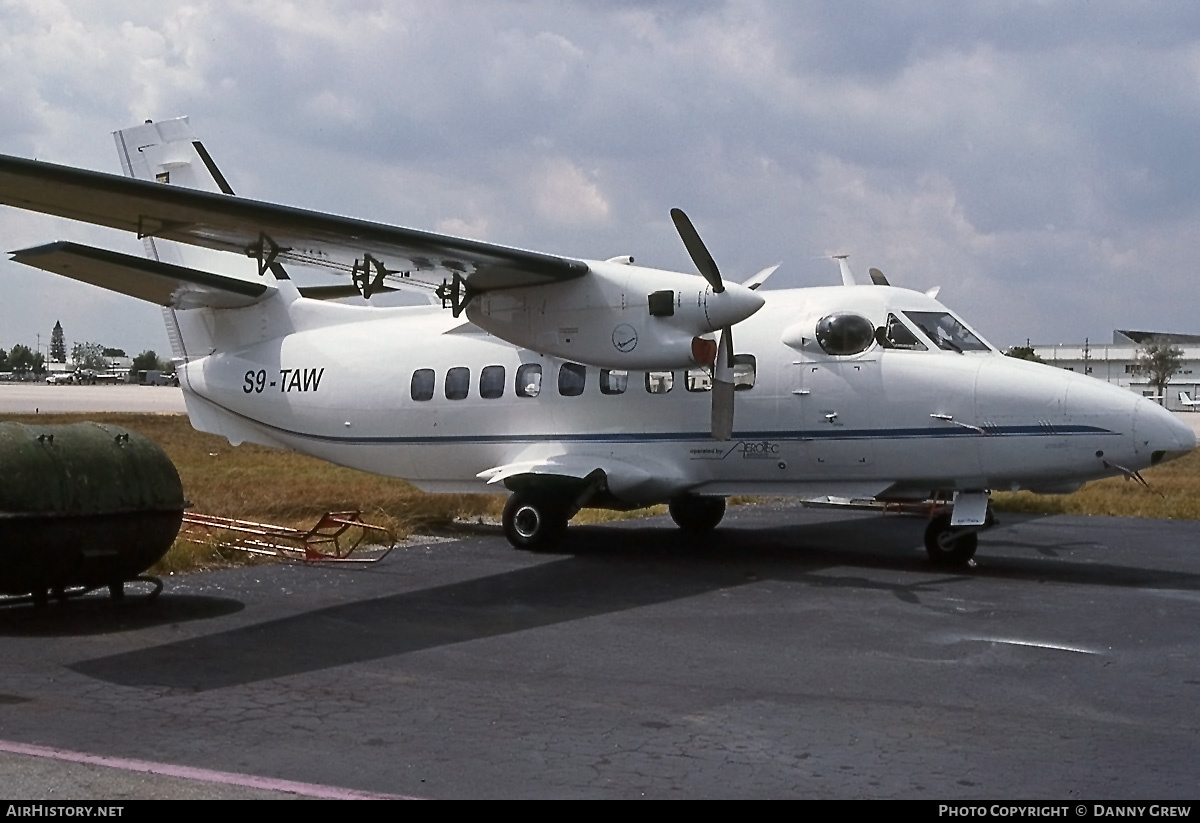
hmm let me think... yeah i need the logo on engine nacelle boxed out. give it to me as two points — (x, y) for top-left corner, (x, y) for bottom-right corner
(612, 324), (638, 353)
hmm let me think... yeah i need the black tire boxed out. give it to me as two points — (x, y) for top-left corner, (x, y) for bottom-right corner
(503, 491), (567, 551)
(924, 513), (978, 566)
(668, 495), (727, 532)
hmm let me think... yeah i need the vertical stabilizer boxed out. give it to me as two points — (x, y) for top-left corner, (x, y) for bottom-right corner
(114, 118), (296, 449)
(113, 118), (292, 364)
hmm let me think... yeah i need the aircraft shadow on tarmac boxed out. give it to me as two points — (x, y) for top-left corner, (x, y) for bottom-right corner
(68, 511), (1200, 692)
(0, 593), (244, 638)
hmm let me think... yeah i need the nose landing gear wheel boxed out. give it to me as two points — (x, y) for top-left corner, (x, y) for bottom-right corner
(668, 495), (727, 532)
(924, 513), (978, 566)
(503, 491), (568, 551)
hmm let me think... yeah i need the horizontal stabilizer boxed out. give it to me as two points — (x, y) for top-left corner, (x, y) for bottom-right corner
(9, 242), (271, 309)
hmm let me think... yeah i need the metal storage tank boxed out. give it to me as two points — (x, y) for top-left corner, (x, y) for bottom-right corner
(0, 422), (184, 601)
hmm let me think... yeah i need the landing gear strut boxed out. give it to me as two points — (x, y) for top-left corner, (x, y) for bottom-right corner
(503, 490), (569, 551)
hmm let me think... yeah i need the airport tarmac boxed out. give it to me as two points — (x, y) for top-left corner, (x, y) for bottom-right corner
(0, 383), (185, 414)
(2, 504), (1200, 800)
(2, 384), (1199, 799)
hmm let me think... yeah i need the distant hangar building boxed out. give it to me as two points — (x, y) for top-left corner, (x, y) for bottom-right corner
(1030, 331), (1200, 411)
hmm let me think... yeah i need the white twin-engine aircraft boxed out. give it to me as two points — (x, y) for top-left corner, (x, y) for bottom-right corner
(1, 118), (1194, 565)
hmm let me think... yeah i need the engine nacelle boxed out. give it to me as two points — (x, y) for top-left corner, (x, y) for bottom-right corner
(466, 259), (764, 369)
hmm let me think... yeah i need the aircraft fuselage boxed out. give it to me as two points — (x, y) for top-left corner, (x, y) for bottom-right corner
(176, 280), (1195, 508)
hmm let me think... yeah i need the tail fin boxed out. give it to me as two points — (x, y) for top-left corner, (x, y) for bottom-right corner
(113, 118), (291, 363)
(108, 118), (303, 449)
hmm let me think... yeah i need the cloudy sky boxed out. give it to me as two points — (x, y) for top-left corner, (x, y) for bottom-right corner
(2, 0), (1199, 359)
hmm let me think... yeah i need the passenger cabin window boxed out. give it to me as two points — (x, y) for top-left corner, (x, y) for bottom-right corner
(445, 366), (470, 400)
(559, 363), (586, 397)
(646, 371), (674, 394)
(686, 367), (711, 392)
(686, 356), (757, 392)
(516, 364), (542, 397)
(815, 312), (875, 356)
(480, 365), (505, 399)
(600, 369), (628, 395)
(876, 313), (927, 351)
(411, 368), (435, 401)
(903, 311), (990, 352)
(733, 355), (757, 391)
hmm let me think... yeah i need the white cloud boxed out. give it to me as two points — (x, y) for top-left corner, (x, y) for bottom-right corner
(532, 158), (610, 226)
(2, 0), (1200, 354)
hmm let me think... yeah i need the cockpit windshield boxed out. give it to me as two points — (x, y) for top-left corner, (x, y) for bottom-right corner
(902, 311), (990, 353)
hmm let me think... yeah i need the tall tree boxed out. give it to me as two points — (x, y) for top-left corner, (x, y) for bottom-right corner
(71, 341), (108, 370)
(1137, 338), (1185, 403)
(130, 350), (162, 374)
(8, 344), (35, 374)
(49, 321), (66, 363)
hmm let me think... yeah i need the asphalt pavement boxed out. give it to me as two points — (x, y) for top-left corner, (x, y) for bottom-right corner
(2, 504), (1200, 799)
(2, 384), (1199, 799)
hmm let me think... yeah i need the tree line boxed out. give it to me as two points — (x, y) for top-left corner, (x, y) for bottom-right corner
(2, 320), (171, 380)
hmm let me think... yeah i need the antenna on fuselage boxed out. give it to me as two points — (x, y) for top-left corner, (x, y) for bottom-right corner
(832, 254), (857, 286)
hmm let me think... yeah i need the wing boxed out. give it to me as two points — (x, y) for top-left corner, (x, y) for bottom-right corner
(0, 153), (589, 294)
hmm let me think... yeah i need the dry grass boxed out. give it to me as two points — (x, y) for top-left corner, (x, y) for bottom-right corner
(0, 412), (504, 574)
(4, 412), (1198, 574)
(993, 446), (1200, 519)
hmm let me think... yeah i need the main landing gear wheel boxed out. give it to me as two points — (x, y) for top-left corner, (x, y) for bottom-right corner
(924, 513), (978, 567)
(503, 490), (568, 551)
(668, 495), (726, 532)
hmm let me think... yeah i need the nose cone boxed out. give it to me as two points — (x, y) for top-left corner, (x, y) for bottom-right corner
(702, 282), (766, 331)
(1134, 398), (1198, 466)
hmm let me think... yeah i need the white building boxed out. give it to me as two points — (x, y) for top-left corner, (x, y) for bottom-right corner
(1028, 331), (1200, 411)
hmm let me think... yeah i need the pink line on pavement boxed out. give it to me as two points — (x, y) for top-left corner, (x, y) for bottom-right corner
(0, 739), (421, 800)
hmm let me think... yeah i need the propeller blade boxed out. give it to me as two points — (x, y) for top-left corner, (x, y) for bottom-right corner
(711, 328), (735, 440)
(868, 267), (890, 286)
(670, 208), (724, 293)
(669, 209), (742, 438)
(742, 263), (780, 291)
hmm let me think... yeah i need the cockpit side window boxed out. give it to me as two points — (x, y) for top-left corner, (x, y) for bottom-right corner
(903, 311), (990, 352)
(876, 313), (927, 351)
